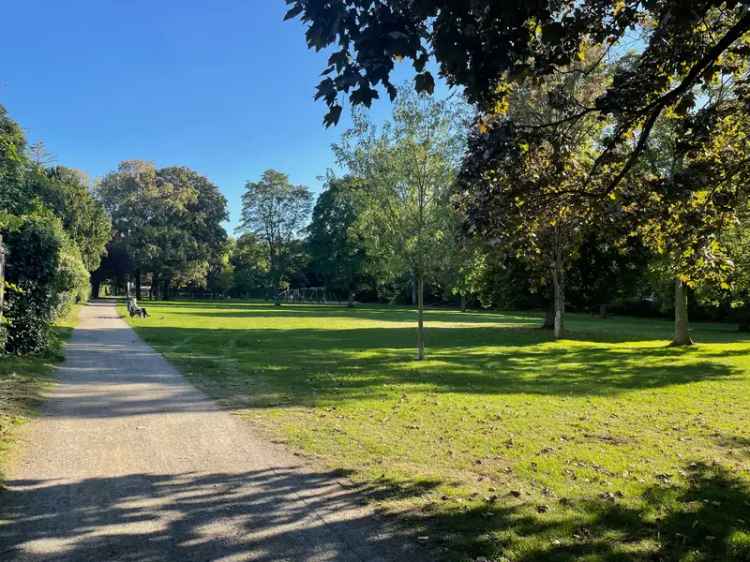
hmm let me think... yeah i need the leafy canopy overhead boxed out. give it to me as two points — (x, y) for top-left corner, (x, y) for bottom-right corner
(286, 1), (750, 179)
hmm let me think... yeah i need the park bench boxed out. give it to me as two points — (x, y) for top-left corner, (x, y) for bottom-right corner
(127, 297), (149, 318)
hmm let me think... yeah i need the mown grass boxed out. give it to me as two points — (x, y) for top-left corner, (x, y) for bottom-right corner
(125, 300), (750, 561)
(0, 306), (81, 479)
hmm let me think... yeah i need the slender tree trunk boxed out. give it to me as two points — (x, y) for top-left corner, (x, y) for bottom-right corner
(135, 269), (142, 300)
(460, 292), (467, 312)
(552, 265), (565, 339)
(671, 278), (693, 346)
(411, 271), (417, 306)
(163, 279), (170, 301)
(599, 303), (608, 319)
(347, 289), (355, 308)
(416, 274), (425, 360)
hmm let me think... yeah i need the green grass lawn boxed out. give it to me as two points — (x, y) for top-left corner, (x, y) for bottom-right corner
(125, 300), (750, 561)
(0, 306), (81, 480)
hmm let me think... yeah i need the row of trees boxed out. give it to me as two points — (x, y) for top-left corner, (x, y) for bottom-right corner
(287, 0), (750, 350)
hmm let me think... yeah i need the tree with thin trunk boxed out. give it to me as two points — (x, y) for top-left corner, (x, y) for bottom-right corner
(457, 50), (608, 339)
(238, 170), (312, 301)
(334, 88), (466, 360)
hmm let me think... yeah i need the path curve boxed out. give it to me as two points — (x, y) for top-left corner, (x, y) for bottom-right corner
(0, 301), (424, 562)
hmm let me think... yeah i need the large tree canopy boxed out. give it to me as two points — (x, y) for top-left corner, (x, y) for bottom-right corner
(287, 1), (749, 123)
(287, 1), (750, 197)
(97, 161), (228, 297)
(307, 176), (368, 303)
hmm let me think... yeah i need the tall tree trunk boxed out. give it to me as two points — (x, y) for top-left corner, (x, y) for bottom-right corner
(552, 265), (565, 339)
(542, 300), (554, 329)
(135, 269), (142, 300)
(347, 289), (355, 308)
(671, 278), (693, 346)
(163, 279), (170, 301)
(460, 292), (467, 312)
(416, 275), (425, 360)
(411, 271), (417, 306)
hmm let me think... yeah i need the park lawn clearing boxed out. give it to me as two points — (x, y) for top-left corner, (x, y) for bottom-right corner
(125, 300), (750, 561)
(0, 305), (81, 481)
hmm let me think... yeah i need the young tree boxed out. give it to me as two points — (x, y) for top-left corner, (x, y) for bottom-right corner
(238, 170), (312, 300)
(335, 89), (466, 359)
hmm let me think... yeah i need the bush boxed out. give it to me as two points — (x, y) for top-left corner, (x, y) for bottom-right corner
(1, 211), (88, 355)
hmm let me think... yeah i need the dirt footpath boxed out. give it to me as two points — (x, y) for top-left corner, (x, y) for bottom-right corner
(0, 301), (425, 562)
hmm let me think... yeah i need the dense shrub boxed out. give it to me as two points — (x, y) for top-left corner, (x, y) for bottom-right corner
(1, 211), (88, 354)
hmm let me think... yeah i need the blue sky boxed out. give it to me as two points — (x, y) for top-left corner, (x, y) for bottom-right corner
(0, 1), (442, 231)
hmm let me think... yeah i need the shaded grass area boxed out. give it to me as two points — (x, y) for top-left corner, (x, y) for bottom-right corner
(0, 306), (81, 478)
(125, 300), (750, 561)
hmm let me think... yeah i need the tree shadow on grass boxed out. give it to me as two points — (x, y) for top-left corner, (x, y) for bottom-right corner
(130, 324), (742, 408)
(135, 300), (750, 344)
(3, 460), (747, 561)
(399, 460), (750, 561)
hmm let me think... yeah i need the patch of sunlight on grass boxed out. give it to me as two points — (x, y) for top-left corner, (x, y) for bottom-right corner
(126, 299), (750, 561)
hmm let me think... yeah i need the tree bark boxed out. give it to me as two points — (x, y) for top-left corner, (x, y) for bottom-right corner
(460, 292), (467, 312)
(411, 271), (417, 306)
(552, 265), (565, 339)
(671, 278), (693, 346)
(135, 269), (142, 301)
(416, 275), (425, 360)
(347, 290), (355, 308)
(542, 300), (554, 330)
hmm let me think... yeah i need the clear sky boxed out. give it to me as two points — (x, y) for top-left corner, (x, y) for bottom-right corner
(0, 1), (439, 231)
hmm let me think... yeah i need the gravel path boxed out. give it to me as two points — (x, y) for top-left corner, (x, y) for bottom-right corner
(0, 301), (425, 562)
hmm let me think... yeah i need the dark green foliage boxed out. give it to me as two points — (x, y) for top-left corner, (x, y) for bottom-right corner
(567, 232), (651, 313)
(29, 166), (112, 271)
(95, 161), (228, 297)
(0, 105), (28, 214)
(307, 176), (369, 299)
(0, 106), (101, 354)
(1, 213), (79, 354)
(230, 234), (270, 297)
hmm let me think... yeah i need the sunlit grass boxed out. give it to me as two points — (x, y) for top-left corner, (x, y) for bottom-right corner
(126, 300), (750, 561)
